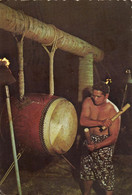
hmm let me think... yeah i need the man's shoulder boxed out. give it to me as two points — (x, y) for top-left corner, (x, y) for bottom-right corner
(83, 97), (92, 104)
(82, 97), (93, 108)
(107, 100), (119, 112)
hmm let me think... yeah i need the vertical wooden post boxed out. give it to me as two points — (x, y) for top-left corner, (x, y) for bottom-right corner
(78, 53), (93, 102)
(17, 38), (25, 100)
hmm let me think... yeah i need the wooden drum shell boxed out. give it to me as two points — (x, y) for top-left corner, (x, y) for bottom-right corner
(1, 94), (78, 155)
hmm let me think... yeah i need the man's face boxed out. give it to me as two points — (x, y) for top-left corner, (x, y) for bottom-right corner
(92, 90), (108, 106)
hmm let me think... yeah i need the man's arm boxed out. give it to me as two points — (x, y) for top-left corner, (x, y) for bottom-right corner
(87, 108), (121, 151)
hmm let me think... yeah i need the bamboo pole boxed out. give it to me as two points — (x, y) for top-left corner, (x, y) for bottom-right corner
(5, 85), (22, 195)
(0, 3), (104, 62)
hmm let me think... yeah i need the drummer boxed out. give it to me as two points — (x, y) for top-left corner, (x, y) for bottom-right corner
(80, 81), (121, 195)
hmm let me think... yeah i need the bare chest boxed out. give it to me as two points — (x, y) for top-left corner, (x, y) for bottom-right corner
(90, 106), (110, 120)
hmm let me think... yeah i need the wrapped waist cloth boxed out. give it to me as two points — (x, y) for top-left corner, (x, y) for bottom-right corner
(80, 134), (115, 191)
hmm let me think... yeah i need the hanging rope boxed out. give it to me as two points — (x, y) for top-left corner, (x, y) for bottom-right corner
(12, 11), (29, 100)
(13, 33), (25, 100)
(42, 31), (59, 95)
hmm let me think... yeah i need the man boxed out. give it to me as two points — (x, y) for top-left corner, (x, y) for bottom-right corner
(80, 81), (121, 195)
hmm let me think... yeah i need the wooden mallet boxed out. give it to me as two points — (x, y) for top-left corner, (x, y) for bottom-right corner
(84, 103), (131, 134)
(100, 103), (131, 131)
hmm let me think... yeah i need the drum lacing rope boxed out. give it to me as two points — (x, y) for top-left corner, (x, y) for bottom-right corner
(0, 149), (24, 186)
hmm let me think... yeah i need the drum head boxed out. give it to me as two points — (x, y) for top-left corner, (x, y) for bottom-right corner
(41, 98), (78, 155)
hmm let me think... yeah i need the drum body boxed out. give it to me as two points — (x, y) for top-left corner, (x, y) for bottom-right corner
(1, 94), (78, 155)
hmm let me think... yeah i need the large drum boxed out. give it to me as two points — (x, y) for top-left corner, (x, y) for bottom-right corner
(1, 94), (78, 155)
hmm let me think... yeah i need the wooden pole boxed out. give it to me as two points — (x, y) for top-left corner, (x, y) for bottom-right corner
(0, 3), (104, 62)
(5, 85), (22, 195)
(78, 53), (93, 102)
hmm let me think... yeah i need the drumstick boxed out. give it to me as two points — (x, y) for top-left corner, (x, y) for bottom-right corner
(84, 128), (91, 144)
(101, 103), (131, 131)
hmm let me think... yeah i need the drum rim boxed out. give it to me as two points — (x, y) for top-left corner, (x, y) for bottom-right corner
(39, 97), (64, 155)
(39, 97), (78, 155)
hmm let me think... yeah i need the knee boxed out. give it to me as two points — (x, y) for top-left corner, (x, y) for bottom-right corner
(83, 180), (93, 195)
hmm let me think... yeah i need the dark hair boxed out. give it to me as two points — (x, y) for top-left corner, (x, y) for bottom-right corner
(92, 81), (110, 95)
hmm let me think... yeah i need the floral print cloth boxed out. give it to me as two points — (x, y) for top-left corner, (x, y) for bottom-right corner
(80, 134), (115, 191)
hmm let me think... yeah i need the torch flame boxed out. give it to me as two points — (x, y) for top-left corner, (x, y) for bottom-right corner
(0, 58), (10, 68)
(105, 78), (112, 84)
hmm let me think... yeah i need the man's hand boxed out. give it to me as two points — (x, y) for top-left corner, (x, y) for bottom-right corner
(101, 118), (112, 128)
(86, 144), (96, 152)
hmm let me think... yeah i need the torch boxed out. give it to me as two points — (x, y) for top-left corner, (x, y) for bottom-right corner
(0, 58), (22, 195)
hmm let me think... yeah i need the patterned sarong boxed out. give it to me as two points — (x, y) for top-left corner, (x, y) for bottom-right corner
(80, 134), (115, 191)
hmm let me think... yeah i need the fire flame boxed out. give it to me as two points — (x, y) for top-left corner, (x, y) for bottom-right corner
(0, 57), (10, 68)
(105, 78), (112, 84)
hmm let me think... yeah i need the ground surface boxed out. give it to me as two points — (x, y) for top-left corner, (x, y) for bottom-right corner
(0, 154), (132, 195)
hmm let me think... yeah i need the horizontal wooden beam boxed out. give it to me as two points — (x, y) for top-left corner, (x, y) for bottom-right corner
(0, 3), (104, 62)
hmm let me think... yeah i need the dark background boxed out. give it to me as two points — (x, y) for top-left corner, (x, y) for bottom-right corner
(0, 0), (132, 159)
